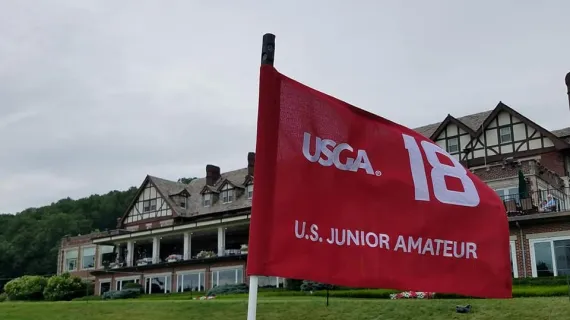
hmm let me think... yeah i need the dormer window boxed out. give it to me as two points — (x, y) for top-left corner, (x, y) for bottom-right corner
(203, 193), (212, 207)
(221, 184), (234, 203)
(246, 184), (253, 199)
(171, 194), (188, 208)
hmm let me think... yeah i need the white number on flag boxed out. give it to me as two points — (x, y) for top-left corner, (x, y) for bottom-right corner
(402, 134), (480, 207)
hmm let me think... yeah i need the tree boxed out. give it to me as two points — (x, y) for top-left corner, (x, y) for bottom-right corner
(177, 177), (197, 184)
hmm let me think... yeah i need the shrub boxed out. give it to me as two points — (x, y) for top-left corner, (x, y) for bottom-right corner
(43, 273), (88, 301)
(3, 275), (47, 301)
(513, 276), (570, 286)
(102, 289), (141, 300)
(123, 282), (144, 293)
(207, 283), (248, 296)
(300, 280), (334, 292)
(284, 279), (303, 291)
(0, 293), (7, 302)
(72, 295), (102, 301)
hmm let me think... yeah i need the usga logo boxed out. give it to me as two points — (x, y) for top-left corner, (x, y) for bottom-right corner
(301, 132), (381, 176)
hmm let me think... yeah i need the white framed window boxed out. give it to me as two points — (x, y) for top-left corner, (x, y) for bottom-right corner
(116, 276), (140, 291)
(98, 245), (115, 268)
(143, 199), (157, 212)
(257, 276), (283, 288)
(220, 184), (234, 203)
(144, 273), (172, 294)
(510, 240), (518, 278)
(210, 266), (244, 288)
(81, 246), (96, 270)
(64, 249), (78, 272)
(246, 184), (253, 199)
(99, 279), (111, 295)
(499, 127), (512, 143)
(176, 270), (206, 292)
(203, 193), (211, 207)
(446, 137), (459, 154)
(495, 187), (520, 202)
(530, 236), (570, 277)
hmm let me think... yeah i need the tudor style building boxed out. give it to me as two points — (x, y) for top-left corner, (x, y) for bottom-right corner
(58, 101), (570, 295)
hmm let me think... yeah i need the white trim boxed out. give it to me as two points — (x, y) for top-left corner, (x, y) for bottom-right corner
(93, 214), (250, 244)
(115, 276), (140, 281)
(143, 272), (172, 278)
(529, 235), (570, 277)
(98, 278), (112, 283)
(510, 240), (518, 278)
(526, 231), (570, 240)
(509, 235), (517, 241)
(210, 265), (244, 272)
(80, 245), (97, 270)
(175, 269), (206, 275)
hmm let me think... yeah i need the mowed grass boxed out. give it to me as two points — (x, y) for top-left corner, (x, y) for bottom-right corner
(1, 296), (569, 320)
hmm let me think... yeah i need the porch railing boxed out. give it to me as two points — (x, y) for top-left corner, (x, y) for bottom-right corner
(500, 188), (570, 217)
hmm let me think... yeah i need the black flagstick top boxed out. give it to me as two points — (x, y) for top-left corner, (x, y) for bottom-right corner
(261, 33), (276, 66)
(566, 72), (570, 110)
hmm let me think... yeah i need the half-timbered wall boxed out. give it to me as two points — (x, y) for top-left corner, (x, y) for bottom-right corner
(459, 111), (555, 162)
(434, 123), (471, 161)
(124, 183), (172, 224)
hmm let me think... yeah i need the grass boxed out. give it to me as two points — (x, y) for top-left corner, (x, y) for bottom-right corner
(1, 296), (570, 320)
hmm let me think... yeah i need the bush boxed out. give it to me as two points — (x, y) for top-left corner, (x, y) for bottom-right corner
(43, 273), (88, 301)
(72, 295), (102, 301)
(3, 275), (47, 301)
(102, 288), (141, 300)
(123, 282), (144, 293)
(207, 283), (249, 296)
(513, 276), (570, 286)
(0, 293), (7, 302)
(300, 280), (334, 292)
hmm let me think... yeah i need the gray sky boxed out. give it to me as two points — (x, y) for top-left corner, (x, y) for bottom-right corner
(1, 0), (569, 213)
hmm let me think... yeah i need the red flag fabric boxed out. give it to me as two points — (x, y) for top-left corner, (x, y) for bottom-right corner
(247, 65), (512, 299)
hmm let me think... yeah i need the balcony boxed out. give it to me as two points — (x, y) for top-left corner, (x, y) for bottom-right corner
(95, 224), (249, 272)
(500, 188), (570, 217)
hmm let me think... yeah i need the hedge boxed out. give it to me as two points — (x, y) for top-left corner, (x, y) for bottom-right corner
(310, 285), (570, 299)
(3, 275), (47, 301)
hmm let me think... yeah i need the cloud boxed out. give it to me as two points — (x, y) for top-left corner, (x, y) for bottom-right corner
(0, 0), (569, 212)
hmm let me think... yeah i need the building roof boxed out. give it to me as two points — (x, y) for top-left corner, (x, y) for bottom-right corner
(132, 102), (570, 223)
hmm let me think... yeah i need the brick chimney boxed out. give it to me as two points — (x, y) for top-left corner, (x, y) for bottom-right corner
(247, 152), (255, 176)
(206, 164), (221, 186)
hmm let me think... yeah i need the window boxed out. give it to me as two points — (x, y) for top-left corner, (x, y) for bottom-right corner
(530, 237), (570, 277)
(211, 266), (244, 288)
(446, 137), (459, 154)
(99, 280), (111, 295)
(203, 193), (211, 207)
(246, 184), (253, 199)
(116, 277), (140, 291)
(144, 274), (172, 294)
(499, 127), (512, 143)
(257, 276), (283, 288)
(221, 184), (234, 203)
(177, 271), (205, 292)
(510, 241), (518, 278)
(98, 245), (115, 268)
(64, 249), (78, 272)
(143, 199), (157, 212)
(495, 187), (520, 203)
(81, 247), (96, 269)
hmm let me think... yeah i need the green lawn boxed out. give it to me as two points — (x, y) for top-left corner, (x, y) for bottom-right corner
(1, 297), (569, 320)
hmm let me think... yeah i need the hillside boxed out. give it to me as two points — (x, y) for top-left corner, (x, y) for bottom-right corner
(0, 187), (138, 283)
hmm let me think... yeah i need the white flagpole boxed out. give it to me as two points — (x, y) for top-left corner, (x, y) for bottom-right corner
(246, 275), (259, 320)
(246, 32), (276, 320)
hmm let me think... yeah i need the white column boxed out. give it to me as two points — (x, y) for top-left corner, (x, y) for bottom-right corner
(217, 227), (226, 257)
(126, 241), (134, 267)
(276, 277), (280, 288)
(183, 232), (192, 260)
(152, 236), (160, 263)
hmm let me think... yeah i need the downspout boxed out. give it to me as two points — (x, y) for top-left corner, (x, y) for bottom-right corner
(516, 221), (527, 278)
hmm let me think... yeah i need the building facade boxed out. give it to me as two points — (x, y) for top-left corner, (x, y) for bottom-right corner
(59, 101), (570, 295)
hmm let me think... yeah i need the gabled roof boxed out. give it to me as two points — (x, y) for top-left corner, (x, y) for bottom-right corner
(429, 114), (478, 140)
(217, 178), (244, 191)
(472, 102), (569, 150)
(242, 175), (253, 186)
(413, 110), (492, 139)
(200, 185), (219, 194)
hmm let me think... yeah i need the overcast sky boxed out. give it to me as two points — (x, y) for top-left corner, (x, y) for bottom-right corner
(0, 0), (569, 213)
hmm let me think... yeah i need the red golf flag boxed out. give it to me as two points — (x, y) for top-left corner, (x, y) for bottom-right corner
(247, 65), (512, 299)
